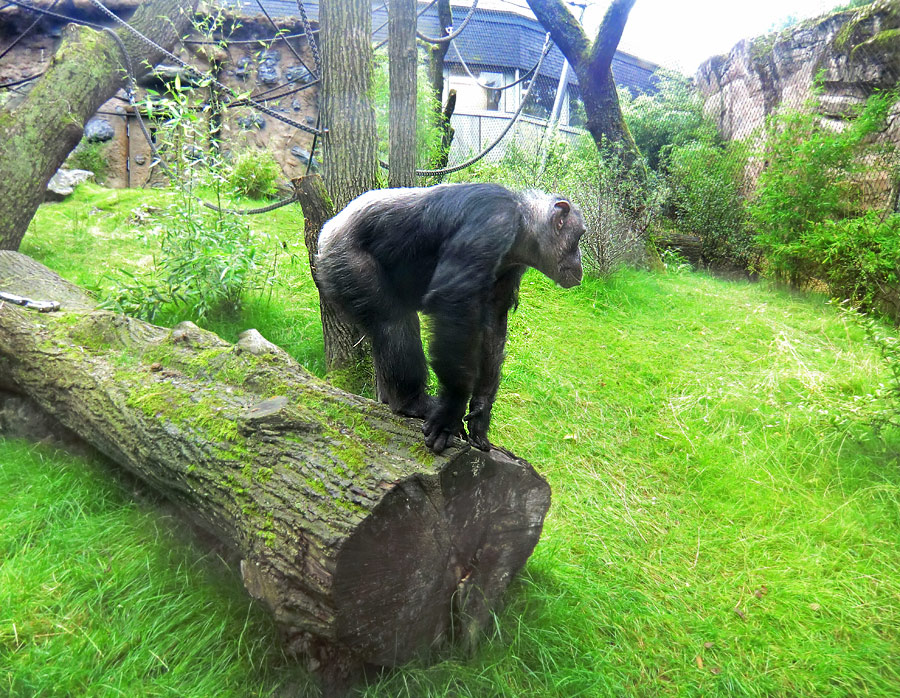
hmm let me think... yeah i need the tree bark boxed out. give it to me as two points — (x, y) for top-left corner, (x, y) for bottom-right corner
(319, 0), (378, 384)
(423, 0), (456, 178)
(293, 174), (366, 381)
(388, 0), (418, 188)
(0, 251), (551, 689)
(0, 0), (199, 251)
(525, 0), (641, 168)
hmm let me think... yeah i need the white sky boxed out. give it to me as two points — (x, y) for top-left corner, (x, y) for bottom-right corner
(583, 0), (850, 73)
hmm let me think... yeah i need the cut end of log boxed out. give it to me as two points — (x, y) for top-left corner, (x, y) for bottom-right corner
(330, 446), (550, 666)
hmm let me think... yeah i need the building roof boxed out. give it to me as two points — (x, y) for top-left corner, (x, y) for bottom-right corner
(231, 0), (659, 95)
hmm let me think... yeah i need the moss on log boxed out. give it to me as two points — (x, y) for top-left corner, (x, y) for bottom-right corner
(0, 251), (551, 682)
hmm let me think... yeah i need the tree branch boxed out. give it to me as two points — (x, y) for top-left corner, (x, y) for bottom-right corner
(588, 0), (637, 76)
(524, 0), (589, 68)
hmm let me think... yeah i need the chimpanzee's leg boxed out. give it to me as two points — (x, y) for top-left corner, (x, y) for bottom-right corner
(422, 305), (483, 453)
(370, 313), (431, 419)
(465, 267), (526, 450)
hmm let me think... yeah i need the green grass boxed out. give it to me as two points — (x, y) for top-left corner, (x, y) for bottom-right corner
(3, 186), (900, 696)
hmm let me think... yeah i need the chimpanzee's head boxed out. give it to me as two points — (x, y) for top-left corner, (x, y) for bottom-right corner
(547, 199), (585, 288)
(519, 192), (585, 289)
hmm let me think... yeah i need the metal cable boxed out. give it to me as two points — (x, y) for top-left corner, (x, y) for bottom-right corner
(450, 38), (539, 91)
(381, 33), (552, 177)
(86, 0), (321, 137)
(184, 30), (317, 46)
(103, 28), (297, 216)
(0, 72), (42, 90)
(415, 0), (478, 44)
(253, 0), (316, 80)
(228, 78), (319, 108)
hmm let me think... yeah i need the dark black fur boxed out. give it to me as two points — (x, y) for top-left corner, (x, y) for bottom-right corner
(316, 183), (584, 452)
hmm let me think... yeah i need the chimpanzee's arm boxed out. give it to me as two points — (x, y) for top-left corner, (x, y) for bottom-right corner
(465, 267), (525, 450)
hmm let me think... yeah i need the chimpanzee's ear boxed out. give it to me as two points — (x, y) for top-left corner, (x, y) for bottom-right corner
(553, 200), (571, 230)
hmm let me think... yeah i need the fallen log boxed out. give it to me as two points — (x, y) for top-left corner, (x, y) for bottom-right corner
(0, 251), (551, 688)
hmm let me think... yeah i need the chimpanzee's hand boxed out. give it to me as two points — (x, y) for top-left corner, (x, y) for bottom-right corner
(464, 398), (492, 451)
(423, 398), (465, 453)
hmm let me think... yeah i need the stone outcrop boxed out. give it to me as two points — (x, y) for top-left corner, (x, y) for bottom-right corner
(696, 1), (900, 140)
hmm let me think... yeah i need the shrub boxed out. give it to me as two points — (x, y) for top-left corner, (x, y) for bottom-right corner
(103, 200), (260, 323)
(798, 212), (900, 321)
(68, 140), (110, 182)
(750, 89), (897, 287)
(371, 49), (445, 172)
(664, 140), (758, 268)
(228, 150), (282, 200)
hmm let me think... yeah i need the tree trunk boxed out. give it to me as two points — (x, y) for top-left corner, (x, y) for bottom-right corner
(319, 0), (378, 385)
(388, 0), (418, 188)
(0, 251), (551, 691)
(424, 0), (455, 178)
(292, 175), (365, 381)
(0, 0), (199, 251)
(525, 0), (642, 169)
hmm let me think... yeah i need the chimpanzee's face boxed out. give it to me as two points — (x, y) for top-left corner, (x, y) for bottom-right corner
(549, 202), (585, 289)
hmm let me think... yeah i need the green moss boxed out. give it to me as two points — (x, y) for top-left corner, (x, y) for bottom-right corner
(834, 2), (900, 51)
(409, 441), (435, 467)
(304, 477), (328, 497)
(255, 466), (274, 483)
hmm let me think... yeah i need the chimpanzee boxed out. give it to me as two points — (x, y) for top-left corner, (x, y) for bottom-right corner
(315, 183), (585, 453)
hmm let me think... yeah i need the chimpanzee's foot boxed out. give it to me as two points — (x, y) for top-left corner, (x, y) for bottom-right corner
(392, 393), (434, 420)
(422, 398), (466, 453)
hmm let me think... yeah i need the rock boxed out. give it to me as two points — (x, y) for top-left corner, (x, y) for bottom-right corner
(84, 117), (115, 143)
(291, 146), (319, 172)
(235, 55), (252, 80)
(696, 3), (900, 141)
(258, 49), (280, 64)
(45, 169), (94, 202)
(285, 65), (313, 84)
(258, 63), (280, 85)
(237, 114), (266, 130)
(695, 1), (900, 198)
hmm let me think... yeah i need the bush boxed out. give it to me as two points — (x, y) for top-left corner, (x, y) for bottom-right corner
(750, 89), (897, 287)
(664, 140), (758, 268)
(371, 49), (445, 172)
(103, 199), (260, 323)
(228, 150), (282, 200)
(798, 213), (900, 321)
(68, 140), (110, 182)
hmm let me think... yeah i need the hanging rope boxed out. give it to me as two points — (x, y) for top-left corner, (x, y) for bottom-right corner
(103, 28), (298, 216)
(253, 0), (317, 80)
(450, 38), (539, 91)
(415, 0), (479, 44)
(85, 0), (321, 137)
(380, 33), (552, 178)
(296, 0), (320, 75)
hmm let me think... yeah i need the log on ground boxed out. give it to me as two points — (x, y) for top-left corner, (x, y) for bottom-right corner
(0, 251), (551, 674)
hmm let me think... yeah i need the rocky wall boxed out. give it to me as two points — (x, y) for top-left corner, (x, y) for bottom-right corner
(0, 5), (319, 189)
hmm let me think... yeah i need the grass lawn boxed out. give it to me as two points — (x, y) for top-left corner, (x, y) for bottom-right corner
(2, 184), (899, 697)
